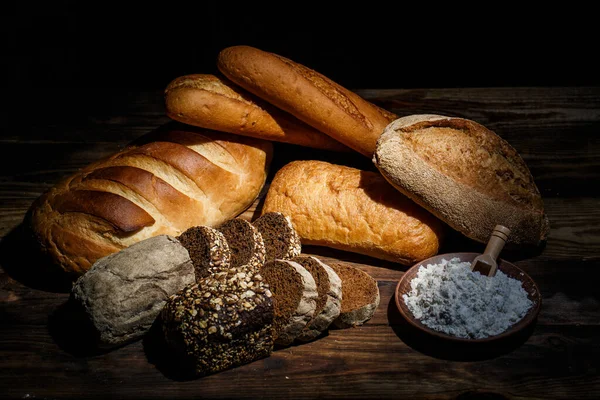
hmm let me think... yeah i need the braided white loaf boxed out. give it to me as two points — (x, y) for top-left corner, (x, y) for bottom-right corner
(27, 123), (273, 275)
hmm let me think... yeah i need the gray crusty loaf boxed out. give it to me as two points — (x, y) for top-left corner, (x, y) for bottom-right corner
(373, 114), (549, 246)
(71, 235), (195, 348)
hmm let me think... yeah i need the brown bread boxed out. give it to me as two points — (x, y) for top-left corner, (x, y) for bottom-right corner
(252, 212), (301, 262)
(218, 218), (266, 270)
(177, 226), (231, 279)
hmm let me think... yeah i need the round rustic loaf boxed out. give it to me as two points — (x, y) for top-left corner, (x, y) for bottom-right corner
(373, 115), (549, 246)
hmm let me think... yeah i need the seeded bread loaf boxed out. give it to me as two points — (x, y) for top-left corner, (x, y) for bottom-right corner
(218, 218), (266, 269)
(262, 160), (444, 265)
(177, 226), (231, 278)
(161, 262), (273, 376)
(291, 256), (342, 341)
(328, 262), (380, 328)
(165, 74), (350, 152)
(261, 259), (318, 346)
(252, 212), (302, 262)
(373, 115), (549, 246)
(27, 124), (272, 275)
(217, 45), (397, 156)
(72, 235), (195, 348)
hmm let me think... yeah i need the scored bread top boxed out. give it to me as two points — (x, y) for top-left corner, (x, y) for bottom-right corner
(165, 74), (350, 152)
(217, 45), (396, 156)
(374, 115), (549, 246)
(28, 124), (272, 275)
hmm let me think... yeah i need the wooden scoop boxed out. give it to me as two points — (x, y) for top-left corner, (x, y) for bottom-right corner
(470, 225), (511, 277)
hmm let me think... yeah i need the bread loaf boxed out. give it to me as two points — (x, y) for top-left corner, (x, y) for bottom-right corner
(262, 160), (444, 265)
(161, 262), (274, 376)
(71, 235), (195, 348)
(27, 124), (272, 275)
(217, 46), (397, 156)
(165, 74), (350, 152)
(373, 115), (549, 246)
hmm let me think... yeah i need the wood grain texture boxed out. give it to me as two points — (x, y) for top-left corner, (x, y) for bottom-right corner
(1, 87), (599, 399)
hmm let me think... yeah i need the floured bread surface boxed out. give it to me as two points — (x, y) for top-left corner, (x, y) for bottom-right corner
(374, 115), (549, 246)
(261, 260), (318, 346)
(328, 262), (379, 328)
(292, 256), (342, 341)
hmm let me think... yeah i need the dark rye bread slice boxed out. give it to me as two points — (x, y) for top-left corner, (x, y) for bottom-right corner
(328, 263), (380, 328)
(253, 212), (301, 261)
(177, 226), (231, 278)
(291, 256), (342, 342)
(161, 262), (274, 376)
(261, 260), (318, 346)
(218, 218), (266, 270)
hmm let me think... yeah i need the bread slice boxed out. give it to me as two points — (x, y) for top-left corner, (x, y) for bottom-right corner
(261, 260), (318, 346)
(164, 74), (350, 152)
(328, 262), (380, 328)
(177, 226), (231, 278)
(373, 115), (549, 247)
(161, 262), (274, 376)
(291, 256), (342, 341)
(253, 212), (302, 262)
(217, 218), (266, 270)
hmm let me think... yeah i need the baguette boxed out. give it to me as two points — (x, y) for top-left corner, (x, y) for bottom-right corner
(165, 74), (350, 152)
(373, 115), (549, 246)
(27, 124), (272, 275)
(262, 160), (444, 265)
(217, 46), (397, 157)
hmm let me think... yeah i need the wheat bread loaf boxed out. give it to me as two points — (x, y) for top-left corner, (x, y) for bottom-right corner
(253, 212), (301, 262)
(177, 226), (231, 278)
(328, 262), (380, 328)
(71, 235), (195, 348)
(161, 262), (273, 376)
(217, 218), (266, 270)
(27, 124), (272, 275)
(165, 74), (349, 152)
(261, 259), (318, 346)
(262, 160), (444, 265)
(291, 256), (342, 341)
(373, 115), (549, 246)
(217, 45), (396, 156)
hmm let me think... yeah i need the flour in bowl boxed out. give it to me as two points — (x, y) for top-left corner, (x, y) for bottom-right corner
(402, 257), (533, 339)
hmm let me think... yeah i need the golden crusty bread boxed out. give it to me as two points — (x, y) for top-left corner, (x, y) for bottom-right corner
(27, 124), (273, 275)
(164, 74), (350, 152)
(217, 46), (396, 157)
(262, 160), (444, 265)
(373, 115), (549, 247)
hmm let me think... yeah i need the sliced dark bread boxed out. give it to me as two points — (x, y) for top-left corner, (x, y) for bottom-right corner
(177, 226), (231, 278)
(161, 262), (274, 376)
(328, 262), (380, 328)
(253, 212), (301, 261)
(291, 256), (342, 342)
(218, 218), (266, 270)
(261, 259), (317, 346)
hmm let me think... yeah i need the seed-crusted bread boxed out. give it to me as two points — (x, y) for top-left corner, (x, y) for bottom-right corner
(218, 218), (266, 269)
(177, 226), (231, 278)
(160, 263), (274, 376)
(253, 212), (301, 262)
(291, 256), (342, 342)
(261, 259), (318, 346)
(328, 262), (380, 328)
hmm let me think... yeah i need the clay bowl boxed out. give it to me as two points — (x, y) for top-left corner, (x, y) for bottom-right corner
(395, 252), (542, 343)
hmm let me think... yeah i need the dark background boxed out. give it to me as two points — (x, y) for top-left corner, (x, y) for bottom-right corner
(4, 2), (599, 92)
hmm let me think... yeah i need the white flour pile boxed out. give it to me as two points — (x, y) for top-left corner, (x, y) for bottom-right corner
(403, 258), (533, 339)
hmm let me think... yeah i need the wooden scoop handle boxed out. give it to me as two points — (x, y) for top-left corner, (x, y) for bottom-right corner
(483, 225), (511, 261)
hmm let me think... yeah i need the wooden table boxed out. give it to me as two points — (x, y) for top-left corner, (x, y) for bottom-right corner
(1, 87), (599, 399)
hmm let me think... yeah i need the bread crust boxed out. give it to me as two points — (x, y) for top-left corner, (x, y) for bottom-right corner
(165, 74), (350, 152)
(262, 160), (443, 264)
(374, 115), (549, 246)
(28, 125), (272, 275)
(217, 46), (396, 156)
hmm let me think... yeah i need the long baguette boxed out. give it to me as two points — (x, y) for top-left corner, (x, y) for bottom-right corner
(217, 46), (397, 157)
(165, 74), (350, 152)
